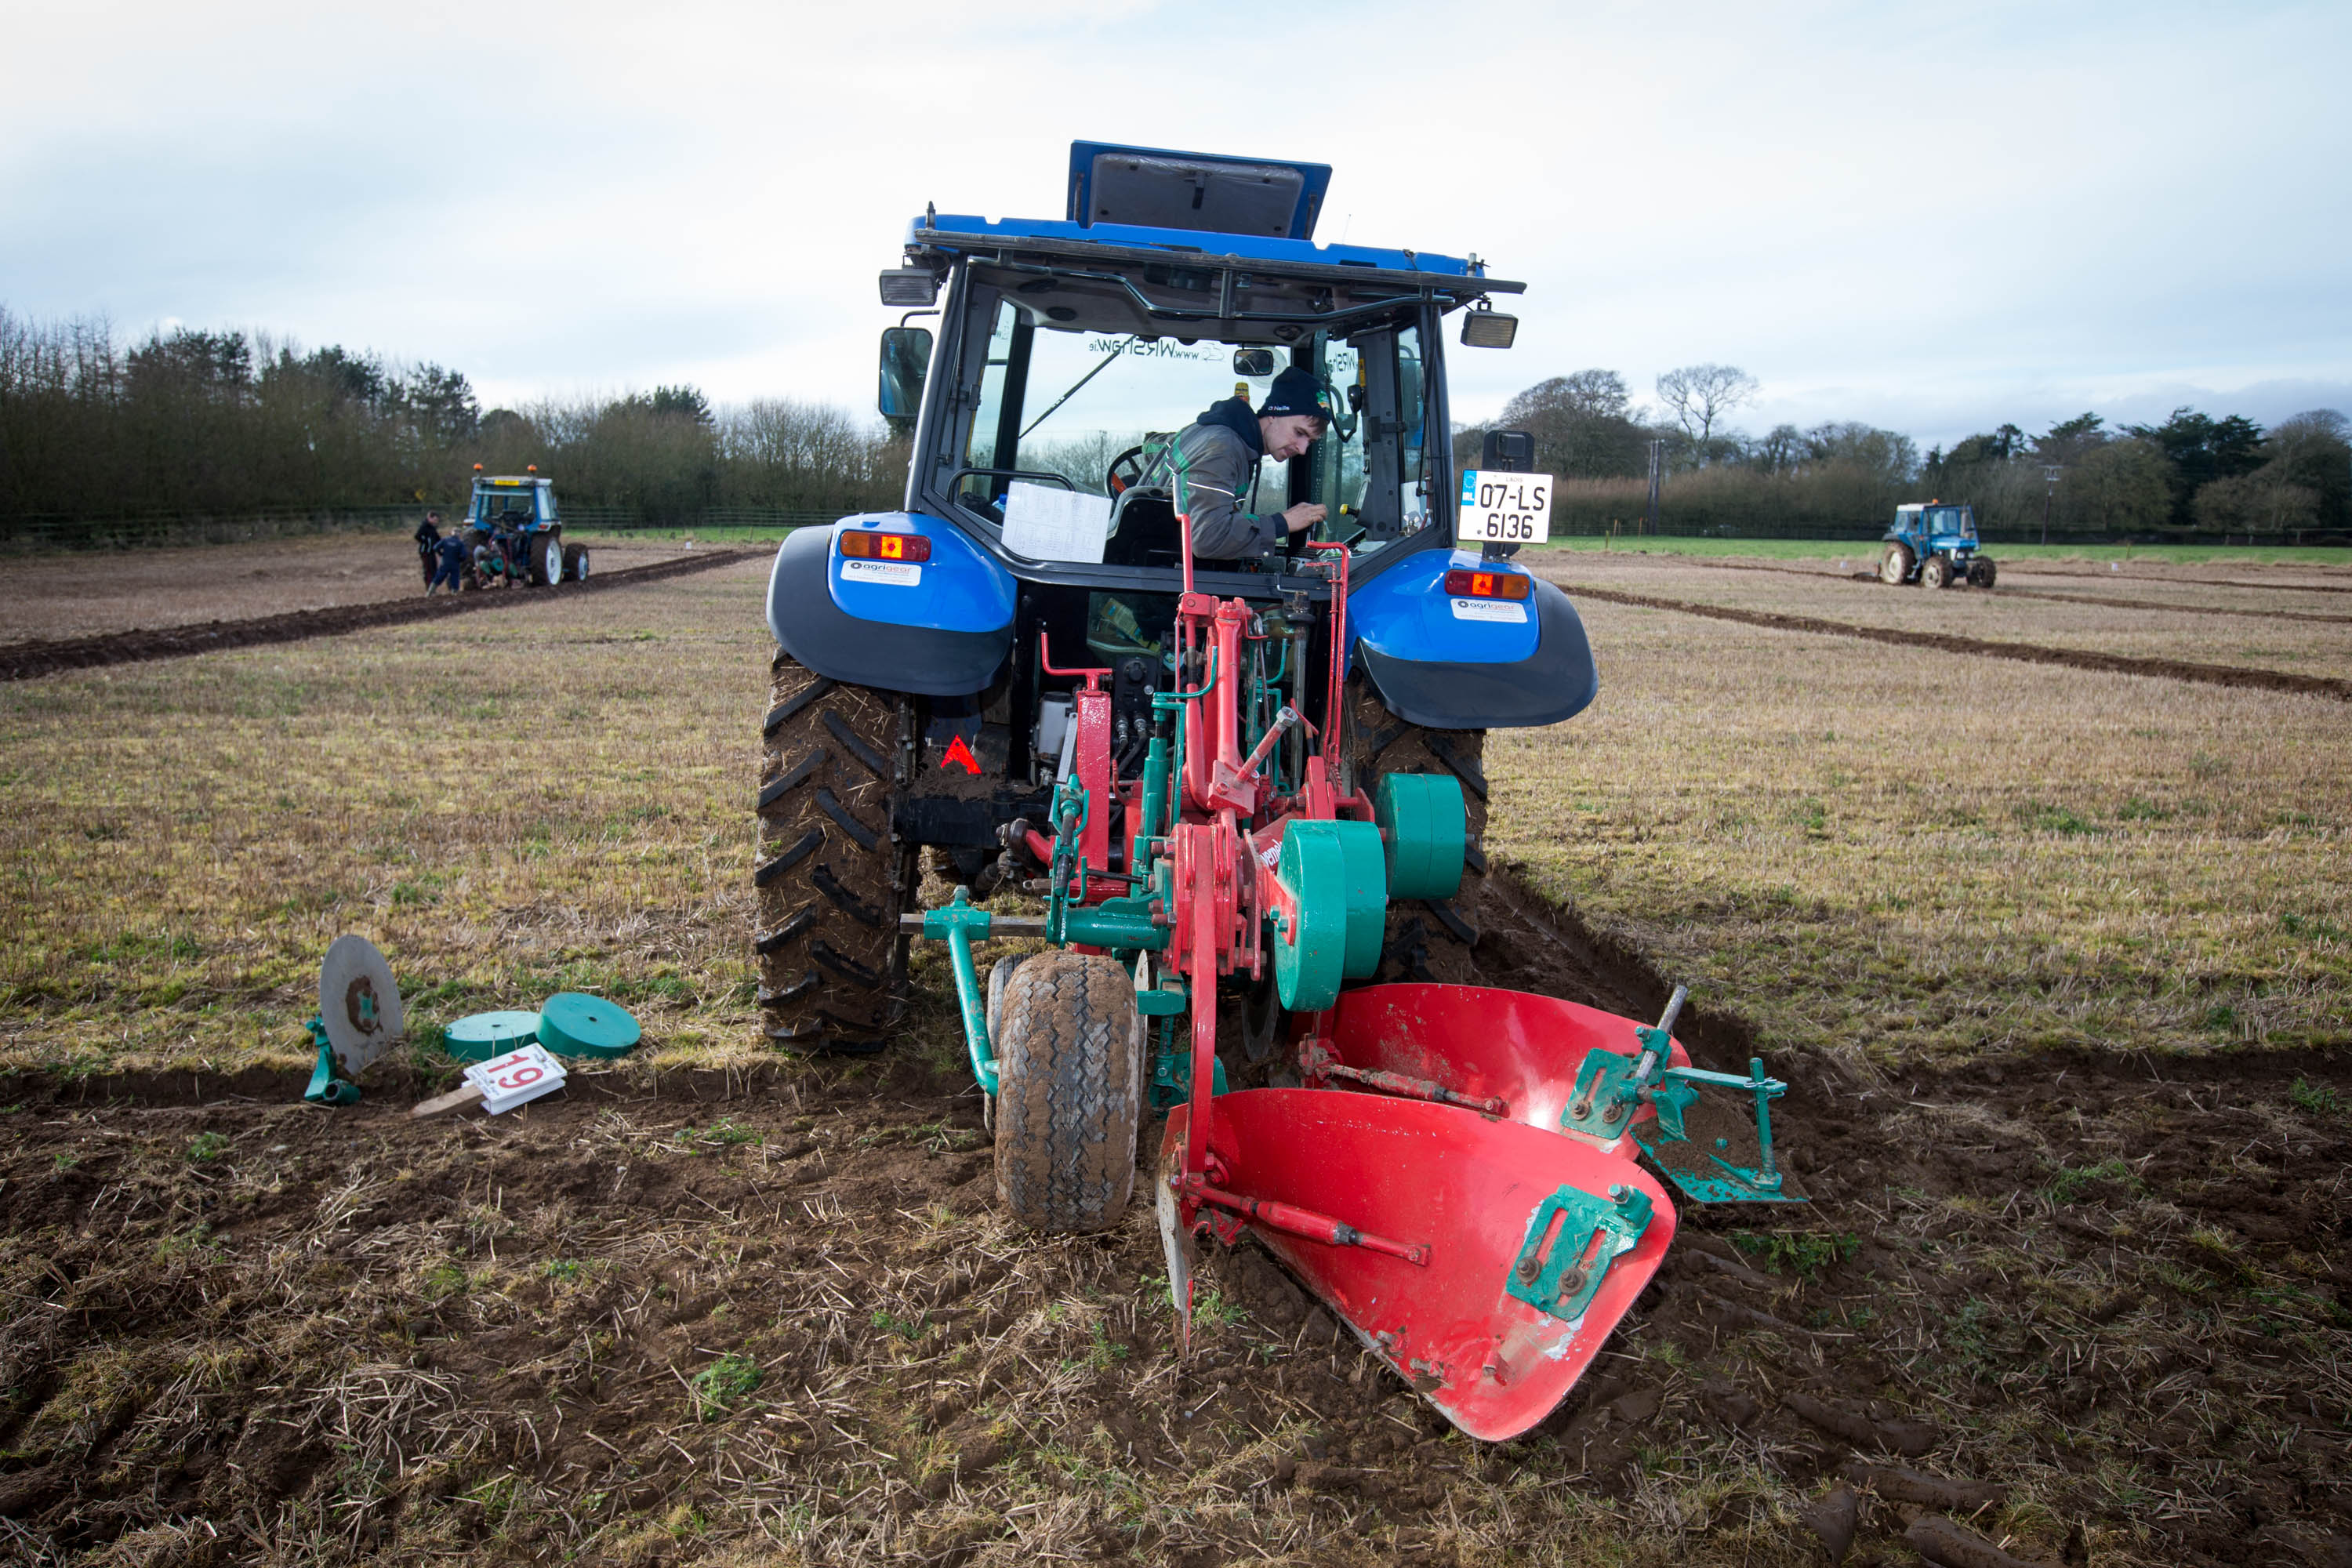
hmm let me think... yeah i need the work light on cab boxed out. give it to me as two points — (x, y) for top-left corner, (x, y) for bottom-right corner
(838, 529), (931, 563)
(1443, 568), (1530, 600)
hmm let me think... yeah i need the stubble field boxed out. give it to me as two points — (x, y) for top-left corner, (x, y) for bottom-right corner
(0, 547), (2346, 1568)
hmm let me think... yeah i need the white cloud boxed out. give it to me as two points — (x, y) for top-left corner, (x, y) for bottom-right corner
(3, 0), (2347, 445)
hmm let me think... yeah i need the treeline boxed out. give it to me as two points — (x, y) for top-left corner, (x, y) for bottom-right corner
(1457, 362), (2352, 540)
(0, 309), (906, 524)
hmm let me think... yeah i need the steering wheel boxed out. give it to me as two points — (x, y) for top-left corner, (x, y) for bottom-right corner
(1105, 445), (1152, 497)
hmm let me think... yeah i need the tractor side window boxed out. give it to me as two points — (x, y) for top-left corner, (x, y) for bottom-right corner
(964, 300), (1020, 475)
(1396, 324), (1428, 514)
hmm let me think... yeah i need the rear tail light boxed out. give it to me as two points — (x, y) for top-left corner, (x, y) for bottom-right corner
(840, 529), (932, 562)
(1443, 568), (1530, 601)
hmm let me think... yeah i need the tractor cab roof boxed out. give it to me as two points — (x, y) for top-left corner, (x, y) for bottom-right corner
(902, 143), (1519, 341)
(473, 475), (553, 490)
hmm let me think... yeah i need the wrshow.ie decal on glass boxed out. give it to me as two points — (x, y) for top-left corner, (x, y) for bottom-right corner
(1456, 469), (1553, 546)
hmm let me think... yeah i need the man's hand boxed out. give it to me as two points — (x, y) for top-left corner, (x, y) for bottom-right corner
(1281, 503), (1327, 535)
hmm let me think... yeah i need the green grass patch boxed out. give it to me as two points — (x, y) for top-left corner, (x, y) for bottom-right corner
(185, 1131), (229, 1162)
(2049, 1157), (2143, 1203)
(1726, 1230), (1859, 1279)
(690, 1352), (762, 1420)
(2288, 1078), (2341, 1116)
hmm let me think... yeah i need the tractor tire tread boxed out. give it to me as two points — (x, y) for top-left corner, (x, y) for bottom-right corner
(754, 658), (912, 1050)
(764, 677), (840, 739)
(994, 951), (1140, 1234)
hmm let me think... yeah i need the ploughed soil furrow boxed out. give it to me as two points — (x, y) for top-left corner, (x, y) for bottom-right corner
(1549, 578), (2352, 702)
(1570, 553), (2352, 622)
(0, 548), (762, 681)
(2, 870), (2345, 1566)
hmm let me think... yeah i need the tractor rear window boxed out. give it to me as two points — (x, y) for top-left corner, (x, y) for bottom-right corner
(954, 290), (1429, 558)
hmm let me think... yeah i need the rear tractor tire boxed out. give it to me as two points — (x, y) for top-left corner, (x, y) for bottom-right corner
(993, 951), (1142, 1233)
(753, 655), (916, 1053)
(1921, 554), (1953, 590)
(1348, 677), (1488, 985)
(1880, 542), (1915, 585)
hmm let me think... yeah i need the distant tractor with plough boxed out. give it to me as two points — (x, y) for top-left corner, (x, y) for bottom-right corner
(755, 143), (1806, 1441)
(460, 465), (588, 590)
(1878, 500), (1995, 589)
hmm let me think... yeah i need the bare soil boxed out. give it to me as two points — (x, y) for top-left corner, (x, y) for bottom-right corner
(0, 550), (762, 682)
(0, 534), (708, 647)
(3, 876), (2345, 1567)
(1540, 575), (2352, 703)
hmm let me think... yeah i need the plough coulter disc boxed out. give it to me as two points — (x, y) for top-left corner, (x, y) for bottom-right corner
(318, 936), (403, 1076)
(1162, 1089), (1676, 1442)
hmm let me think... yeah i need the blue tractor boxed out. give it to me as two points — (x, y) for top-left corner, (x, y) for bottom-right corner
(754, 143), (1598, 1057)
(1878, 500), (1995, 589)
(462, 466), (587, 588)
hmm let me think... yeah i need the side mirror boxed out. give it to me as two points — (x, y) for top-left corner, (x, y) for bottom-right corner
(1482, 429), (1535, 471)
(1231, 347), (1277, 378)
(878, 327), (933, 425)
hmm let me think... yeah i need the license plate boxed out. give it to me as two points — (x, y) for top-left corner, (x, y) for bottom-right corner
(1457, 470), (1553, 546)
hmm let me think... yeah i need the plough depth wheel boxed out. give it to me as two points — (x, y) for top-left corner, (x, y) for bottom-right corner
(993, 951), (1142, 1233)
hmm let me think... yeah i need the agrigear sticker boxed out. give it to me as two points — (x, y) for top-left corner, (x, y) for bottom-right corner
(841, 559), (921, 586)
(1450, 597), (1528, 623)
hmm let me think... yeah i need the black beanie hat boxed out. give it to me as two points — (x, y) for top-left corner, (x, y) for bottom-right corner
(1258, 366), (1332, 422)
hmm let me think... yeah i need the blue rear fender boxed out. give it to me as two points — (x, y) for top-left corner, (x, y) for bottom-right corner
(1348, 550), (1596, 731)
(765, 514), (1016, 695)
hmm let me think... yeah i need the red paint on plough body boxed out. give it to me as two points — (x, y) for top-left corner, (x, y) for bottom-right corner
(1163, 1090), (1677, 1441)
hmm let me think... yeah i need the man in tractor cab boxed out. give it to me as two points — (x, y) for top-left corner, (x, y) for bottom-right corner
(1166, 365), (1330, 560)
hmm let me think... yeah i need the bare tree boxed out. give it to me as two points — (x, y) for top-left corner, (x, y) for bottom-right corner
(1654, 363), (1759, 446)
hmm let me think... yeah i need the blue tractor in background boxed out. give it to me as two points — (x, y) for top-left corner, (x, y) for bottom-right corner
(753, 143), (1595, 1056)
(463, 466), (588, 588)
(1878, 501), (1995, 589)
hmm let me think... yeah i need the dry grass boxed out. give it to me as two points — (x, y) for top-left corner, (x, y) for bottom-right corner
(0, 560), (775, 1076)
(1540, 554), (2352, 680)
(1491, 590), (2352, 1069)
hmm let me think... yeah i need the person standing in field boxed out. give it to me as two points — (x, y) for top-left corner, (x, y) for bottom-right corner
(426, 530), (468, 595)
(413, 510), (444, 587)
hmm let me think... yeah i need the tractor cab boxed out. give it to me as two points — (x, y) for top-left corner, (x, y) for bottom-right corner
(467, 473), (559, 535)
(812, 142), (1584, 797)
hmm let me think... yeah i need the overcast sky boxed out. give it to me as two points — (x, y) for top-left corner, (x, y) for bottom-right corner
(5, 0), (2347, 452)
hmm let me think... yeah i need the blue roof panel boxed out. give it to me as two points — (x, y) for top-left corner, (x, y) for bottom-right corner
(909, 212), (1480, 278)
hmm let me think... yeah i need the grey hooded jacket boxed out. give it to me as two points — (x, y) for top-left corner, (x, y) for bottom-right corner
(1146, 397), (1284, 559)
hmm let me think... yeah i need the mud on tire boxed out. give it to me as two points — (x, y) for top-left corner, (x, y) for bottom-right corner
(993, 951), (1142, 1233)
(754, 654), (916, 1052)
(1348, 677), (1488, 985)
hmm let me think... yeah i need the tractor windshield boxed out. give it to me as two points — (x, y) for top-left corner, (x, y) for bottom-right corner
(470, 488), (542, 526)
(947, 277), (1433, 561)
